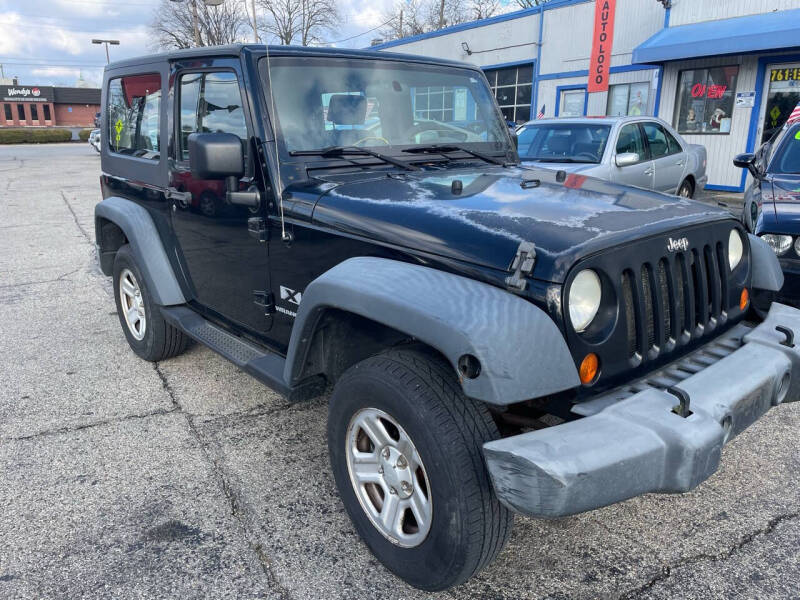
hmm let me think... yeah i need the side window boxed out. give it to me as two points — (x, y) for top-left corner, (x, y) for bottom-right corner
(641, 122), (671, 159)
(616, 123), (646, 160)
(663, 127), (682, 155)
(178, 71), (247, 161)
(107, 73), (161, 159)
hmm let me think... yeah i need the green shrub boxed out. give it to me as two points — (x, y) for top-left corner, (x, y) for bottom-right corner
(0, 128), (73, 144)
(78, 128), (93, 141)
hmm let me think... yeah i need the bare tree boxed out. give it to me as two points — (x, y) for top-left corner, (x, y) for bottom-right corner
(381, 0), (500, 41)
(513, 0), (549, 8)
(150, 0), (247, 49)
(257, 0), (340, 45)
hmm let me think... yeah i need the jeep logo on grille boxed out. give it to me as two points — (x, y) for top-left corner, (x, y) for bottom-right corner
(667, 237), (690, 252)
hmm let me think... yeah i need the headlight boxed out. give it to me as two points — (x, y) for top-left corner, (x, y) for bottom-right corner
(794, 237), (800, 256)
(761, 234), (792, 256)
(728, 229), (743, 270)
(569, 269), (602, 332)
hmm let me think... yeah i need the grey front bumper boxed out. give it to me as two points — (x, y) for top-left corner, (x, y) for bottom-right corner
(483, 303), (800, 518)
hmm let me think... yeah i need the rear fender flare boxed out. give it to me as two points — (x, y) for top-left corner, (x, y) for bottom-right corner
(285, 257), (580, 405)
(94, 196), (185, 306)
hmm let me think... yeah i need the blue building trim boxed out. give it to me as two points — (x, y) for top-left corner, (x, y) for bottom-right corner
(663, 5), (670, 29)
(705, 184), (744, 193)
(555, 84), (588, 116)
(538, 64), (658, 81)
(653, 65), (664, 117)
(533, 9), (545, 117)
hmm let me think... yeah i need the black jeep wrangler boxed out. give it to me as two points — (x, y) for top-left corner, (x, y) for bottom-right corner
(95, 45), (800, 591)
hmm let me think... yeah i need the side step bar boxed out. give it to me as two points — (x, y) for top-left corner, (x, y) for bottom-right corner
(161, 306), (325, 402)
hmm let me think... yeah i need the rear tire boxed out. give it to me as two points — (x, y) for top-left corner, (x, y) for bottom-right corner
(678, 178), (694, 198)
(113, 244), (189, 361)
(327, 346), (512, 591)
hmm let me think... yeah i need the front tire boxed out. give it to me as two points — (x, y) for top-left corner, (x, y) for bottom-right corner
(327, 347), (512, 591)
(113, 244), (189, 361)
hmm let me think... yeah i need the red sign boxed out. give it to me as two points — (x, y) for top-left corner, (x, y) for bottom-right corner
(588, 0), (617, 93)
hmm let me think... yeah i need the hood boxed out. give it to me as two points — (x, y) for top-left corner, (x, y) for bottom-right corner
(762, 175), (800, 235)
(307, 166), (731, 283)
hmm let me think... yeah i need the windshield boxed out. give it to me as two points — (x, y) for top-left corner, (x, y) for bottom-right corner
(517, 123), (611, 163)
(260, 56), (510, 155)
(769, 124), (800, 175)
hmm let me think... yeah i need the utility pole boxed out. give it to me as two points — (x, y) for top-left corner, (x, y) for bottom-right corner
(250, 0), (259, 42)
(192, 0), (201, 46)
(399, 9), (403, 38)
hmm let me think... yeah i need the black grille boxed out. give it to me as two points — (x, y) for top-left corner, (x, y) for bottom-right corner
(622, 243), (728, 362)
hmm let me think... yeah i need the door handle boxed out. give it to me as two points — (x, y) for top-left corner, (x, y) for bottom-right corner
(165, 187), (192, 206)
(643, 168), (654, 176)
(676, 161), (685, 166)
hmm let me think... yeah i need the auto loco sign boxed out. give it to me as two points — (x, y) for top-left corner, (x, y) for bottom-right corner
(3, 86), (52, 103)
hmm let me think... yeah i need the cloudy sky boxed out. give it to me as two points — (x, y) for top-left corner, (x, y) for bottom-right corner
(0, 0), (401, 87)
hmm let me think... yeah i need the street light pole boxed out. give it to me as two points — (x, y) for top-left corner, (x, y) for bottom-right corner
(170, 0), (225, 47)
(91, 39), (120, 64)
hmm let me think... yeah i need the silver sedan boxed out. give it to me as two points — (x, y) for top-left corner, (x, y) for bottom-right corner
(515, 116), (707, 198)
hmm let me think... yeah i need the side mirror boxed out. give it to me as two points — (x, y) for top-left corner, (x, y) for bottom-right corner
(615, 152), (639, 167)
(733, 152), (760, 178)
(188, 132), (244, 180)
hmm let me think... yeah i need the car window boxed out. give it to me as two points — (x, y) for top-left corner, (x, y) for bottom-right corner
(769, 124), (800, 175)
(178, 71), (248, 162)
(663, 127), (682, 155)
(616, 123), (646, 160)
(641, 122), (675, 159)
(107, 73), (161, 160)
(516, 123), (610, 163)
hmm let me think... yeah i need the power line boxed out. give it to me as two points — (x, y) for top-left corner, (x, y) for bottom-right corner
(326, 19), (393, 44)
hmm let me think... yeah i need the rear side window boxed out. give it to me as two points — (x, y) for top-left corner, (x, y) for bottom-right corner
(178, 71), (247, 161)
(107, 73), (161, 159)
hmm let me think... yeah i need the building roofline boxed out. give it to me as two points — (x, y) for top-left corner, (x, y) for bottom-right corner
(366, 0), (592, 51)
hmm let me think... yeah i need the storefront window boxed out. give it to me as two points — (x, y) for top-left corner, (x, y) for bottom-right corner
(673, 66), (738, 135)
(17, 104), (25, 120)
(483, 64), (532, 124)
(607, 82), (650, 116)
(43, 104), (51, 121)
(30, 104), (38, 121)
(3, 104), (11, 121)
(558, 89), (586, 117)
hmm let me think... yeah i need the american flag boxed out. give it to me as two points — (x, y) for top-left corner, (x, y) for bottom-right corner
(537, 104), (545, 119)
(788, 100), (800, 125)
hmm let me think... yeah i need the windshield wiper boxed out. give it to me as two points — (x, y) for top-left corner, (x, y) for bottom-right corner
(289, 146), (419, 171)
(401, 144), (508, 166)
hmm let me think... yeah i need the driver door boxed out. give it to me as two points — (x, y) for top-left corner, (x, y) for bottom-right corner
(612, 123), (654, 190)
(168, 60), (272, 335)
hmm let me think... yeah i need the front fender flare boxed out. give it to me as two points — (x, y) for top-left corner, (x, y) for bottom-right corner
(286, 257), (580, 405)
(94, 197), (185, 306)
(749, 233), (784, 292)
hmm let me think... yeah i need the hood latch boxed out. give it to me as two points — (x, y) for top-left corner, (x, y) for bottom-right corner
(506, 241), (536, 291)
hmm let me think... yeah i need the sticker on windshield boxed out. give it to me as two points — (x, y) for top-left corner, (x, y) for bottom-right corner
(795, 130), (800, 140)
(114, 118), (123, 150)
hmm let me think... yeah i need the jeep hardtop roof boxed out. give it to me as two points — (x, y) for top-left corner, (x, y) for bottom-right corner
(105, 43), (475, 72)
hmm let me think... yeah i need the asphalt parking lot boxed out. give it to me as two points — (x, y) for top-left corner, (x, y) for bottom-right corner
(1, 142), (799, 599)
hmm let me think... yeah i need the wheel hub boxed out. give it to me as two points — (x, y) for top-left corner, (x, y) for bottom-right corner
(379, 446), (413, 499)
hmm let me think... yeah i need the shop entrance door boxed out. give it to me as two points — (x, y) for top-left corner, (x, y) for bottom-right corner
(759, 63), (800, 145)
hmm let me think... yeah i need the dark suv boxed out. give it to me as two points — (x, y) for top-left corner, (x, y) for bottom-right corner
(95, 45), (800, 591)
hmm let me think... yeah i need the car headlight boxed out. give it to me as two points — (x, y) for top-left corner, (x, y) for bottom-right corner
(728, 229), (744, 270)
(761, 234), (792, 256)
(794, 237), (800, 257)
(569, 269), (602, 333)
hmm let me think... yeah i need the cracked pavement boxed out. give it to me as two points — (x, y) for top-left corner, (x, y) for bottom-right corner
(1, 143), (799, 599)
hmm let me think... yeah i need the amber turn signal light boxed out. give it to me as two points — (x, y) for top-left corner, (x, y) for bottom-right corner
(740, 288), (749, 311)
(579, 353), (599, 385)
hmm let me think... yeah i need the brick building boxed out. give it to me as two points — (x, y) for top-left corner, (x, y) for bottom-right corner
(1, 84), (100, 128)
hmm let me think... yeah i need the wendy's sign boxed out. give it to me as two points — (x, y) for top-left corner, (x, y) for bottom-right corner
(587, 0), (617, 93)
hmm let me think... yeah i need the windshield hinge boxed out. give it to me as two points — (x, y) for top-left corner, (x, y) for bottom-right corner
(505, 241), (536, 291)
